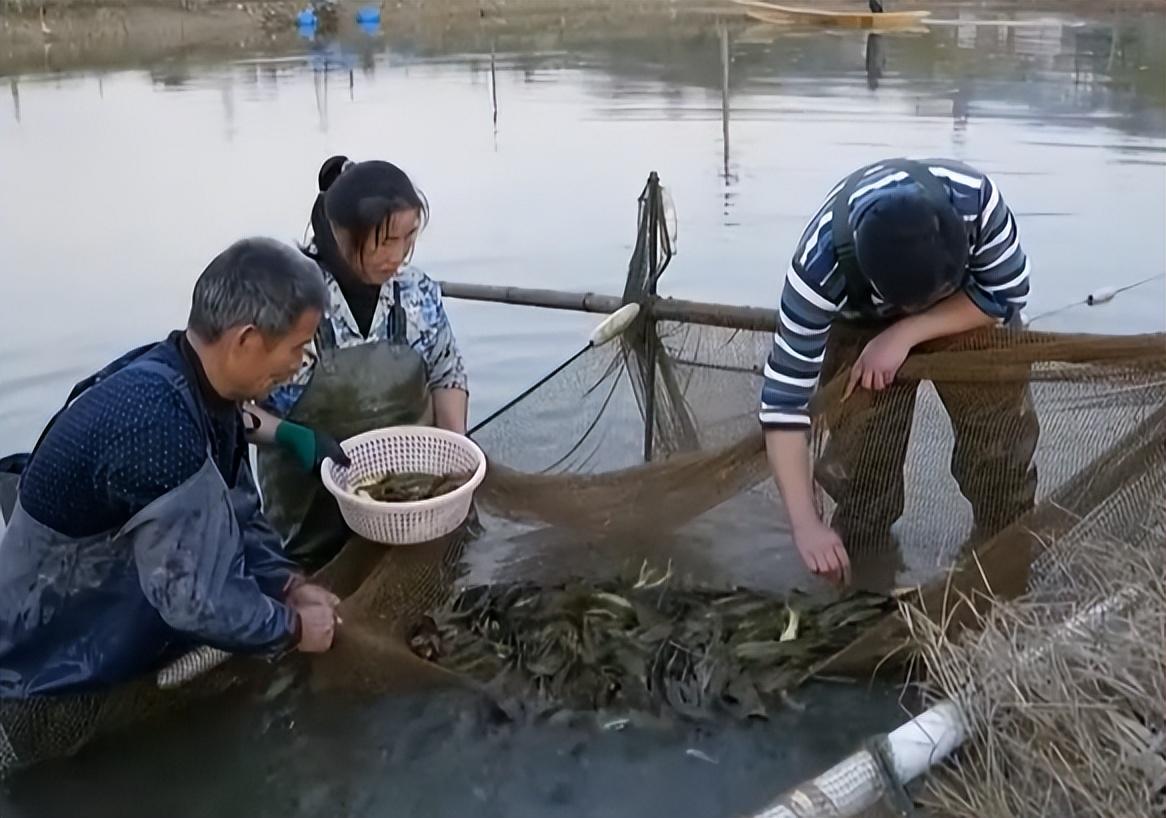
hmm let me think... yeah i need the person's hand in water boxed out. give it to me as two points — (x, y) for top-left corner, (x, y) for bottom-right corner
(844, 326), (913, 399)
(287, 582), (341, 611)
(764, 429), (852, 587)
(296, 604), (339, 653)
(792, 518), (851, 586)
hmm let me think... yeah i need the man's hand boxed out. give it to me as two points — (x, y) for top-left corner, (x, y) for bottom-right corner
(792, 519), (851, 586)
(308, 428), (350, 471)
(844, 325), (913, 400)
(296, 605), (338, 653)
(275, 421), (351, 473)
(287, 582), (340, 611)
(766, 429), (850, 585)
(843, 291), (997, 401)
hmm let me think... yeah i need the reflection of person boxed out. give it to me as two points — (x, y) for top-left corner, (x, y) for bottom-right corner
(247, 157), (469, 572)
(0, 239), (340, 697)
(760, 158), (1036, 584)
(953, 79), (971, 126)
(865, 33), (885, 91)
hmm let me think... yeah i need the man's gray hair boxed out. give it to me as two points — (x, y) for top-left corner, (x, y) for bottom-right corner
(188, 237), (329, 342)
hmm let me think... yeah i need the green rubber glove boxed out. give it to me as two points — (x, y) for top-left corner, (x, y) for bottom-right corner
(274, 421), (350, 473)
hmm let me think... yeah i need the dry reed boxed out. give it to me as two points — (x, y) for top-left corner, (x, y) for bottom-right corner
(906, 508), (1166, 818)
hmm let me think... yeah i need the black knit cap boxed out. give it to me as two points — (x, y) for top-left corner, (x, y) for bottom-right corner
(854, 184), (969, 311)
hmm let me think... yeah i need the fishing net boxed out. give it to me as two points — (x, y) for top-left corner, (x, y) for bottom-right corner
(732, 393), (1166, 818)
(896, 403), (1166, 818)
(1, 176), (1163, 789)
(472, 321), (1163, 586)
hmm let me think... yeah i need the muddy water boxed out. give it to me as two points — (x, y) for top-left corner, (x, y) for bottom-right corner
(1, 3), (1164, 816)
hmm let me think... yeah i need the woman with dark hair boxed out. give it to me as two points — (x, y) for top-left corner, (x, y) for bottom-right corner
(248, 156), (468, 571)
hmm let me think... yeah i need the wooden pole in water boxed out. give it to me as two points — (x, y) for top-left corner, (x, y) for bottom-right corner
(436, 281), (778, 333)
(720, 23), (731, 183)
(490, 40), (499, 139)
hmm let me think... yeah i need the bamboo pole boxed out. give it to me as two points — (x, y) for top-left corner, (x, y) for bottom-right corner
(653, 296), (774, 331)
(436, 282), (624, 315)
(436, 281), (778, 333)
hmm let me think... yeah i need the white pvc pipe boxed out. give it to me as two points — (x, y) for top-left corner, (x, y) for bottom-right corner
(748, 701), (966, 818)
(886, 700), (966, 782)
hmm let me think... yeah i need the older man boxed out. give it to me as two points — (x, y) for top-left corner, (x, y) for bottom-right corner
(0, 238), (341, 697)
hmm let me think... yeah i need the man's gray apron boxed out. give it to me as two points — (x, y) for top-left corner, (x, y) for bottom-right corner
(0, 474), (18, 528)
(0, 341), (301, 776)
(257, 280), (434, 571)
(0, 348), (295, 680)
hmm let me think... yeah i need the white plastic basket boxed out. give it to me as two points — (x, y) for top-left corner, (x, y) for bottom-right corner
(320, 426), (487, 545)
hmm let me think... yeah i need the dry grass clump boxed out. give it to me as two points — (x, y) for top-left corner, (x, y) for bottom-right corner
(906, 510), (1166, 818)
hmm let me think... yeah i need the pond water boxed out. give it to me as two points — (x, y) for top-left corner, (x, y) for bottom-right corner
(1, 1), (1163, 455)
(0, 1), (1163, 815)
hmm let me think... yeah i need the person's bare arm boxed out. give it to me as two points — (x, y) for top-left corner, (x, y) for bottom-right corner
(893, 289), (996, 346)
(765, 429), (818, 531)
(845, 291), (995, 398)
(433, 388), (469, 435)
(765, 429), (850, 585)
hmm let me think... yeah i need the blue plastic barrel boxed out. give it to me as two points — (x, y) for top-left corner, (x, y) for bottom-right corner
(355, 6), (380, 24)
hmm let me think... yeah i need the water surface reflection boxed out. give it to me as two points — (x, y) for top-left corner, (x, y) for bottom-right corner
(0, 3), (1162, 814)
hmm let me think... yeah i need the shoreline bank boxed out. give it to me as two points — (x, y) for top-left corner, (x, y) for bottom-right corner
(3, 0), (1158, 77)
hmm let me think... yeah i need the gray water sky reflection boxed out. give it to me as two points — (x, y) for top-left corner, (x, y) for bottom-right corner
(0, 4), (1163, 815)
(2, 7), (1163, 457)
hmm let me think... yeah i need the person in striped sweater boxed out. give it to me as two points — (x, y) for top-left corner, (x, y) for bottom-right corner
(761, 158), (1037, 586)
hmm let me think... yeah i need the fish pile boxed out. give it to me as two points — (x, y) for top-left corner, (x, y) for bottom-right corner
(356, 471), (472, 503)
(409, 574), (895, 723)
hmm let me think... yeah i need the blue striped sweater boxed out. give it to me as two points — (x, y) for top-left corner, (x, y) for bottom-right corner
(760, 158), (1030, 430)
